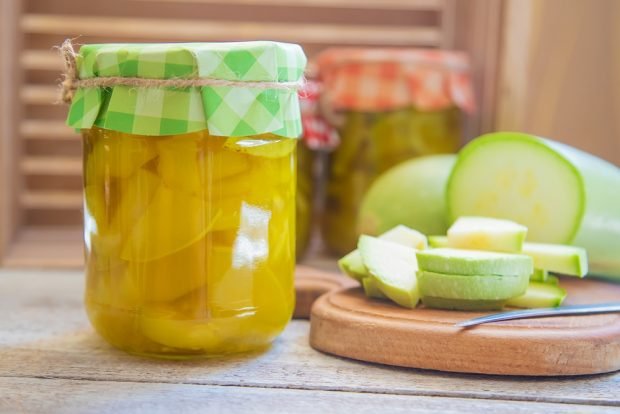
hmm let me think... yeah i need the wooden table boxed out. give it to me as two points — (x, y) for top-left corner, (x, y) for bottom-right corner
(1, 269), (619, 413)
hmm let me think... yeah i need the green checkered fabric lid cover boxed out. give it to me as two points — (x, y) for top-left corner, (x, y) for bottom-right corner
(66, 42), (307, 137)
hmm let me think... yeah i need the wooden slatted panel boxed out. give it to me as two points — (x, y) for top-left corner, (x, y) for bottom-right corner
(8, 0), (501, 267)
(20, 85), (59, 105)
(142, 0), (444, 10)
(21, 156), (81, 175)
(21, 191), (82, 209)
(21, 120), (74, 140)
(22, 15), (442, 46)
(0, 0), (23, 263)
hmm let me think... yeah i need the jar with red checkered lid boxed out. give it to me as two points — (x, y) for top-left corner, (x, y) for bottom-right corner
(316, 48), (475, 255)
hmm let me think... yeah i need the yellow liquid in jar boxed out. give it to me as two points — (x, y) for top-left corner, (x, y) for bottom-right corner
(83, 127), (296, 358)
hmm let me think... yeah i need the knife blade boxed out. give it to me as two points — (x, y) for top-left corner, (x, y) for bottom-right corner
(456, 302), (620, 328)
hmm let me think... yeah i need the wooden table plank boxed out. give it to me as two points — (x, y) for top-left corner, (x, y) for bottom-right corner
(0, 377), (615, 414)
(0, 270), (618, 408)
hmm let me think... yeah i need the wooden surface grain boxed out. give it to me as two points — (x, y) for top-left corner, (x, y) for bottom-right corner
(1, 377), (618, 414)
(0, 269), (619, 413)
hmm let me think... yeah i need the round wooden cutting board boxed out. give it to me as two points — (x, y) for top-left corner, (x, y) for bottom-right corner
(310, 277), (620, 376)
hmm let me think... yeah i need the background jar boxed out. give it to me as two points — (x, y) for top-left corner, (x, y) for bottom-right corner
(316, 48), (475, 255)
(296, 80), (340, 259)
(296, 140), (314, 259)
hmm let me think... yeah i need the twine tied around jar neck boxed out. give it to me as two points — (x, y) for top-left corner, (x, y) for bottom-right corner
(58, 39), (306, 104)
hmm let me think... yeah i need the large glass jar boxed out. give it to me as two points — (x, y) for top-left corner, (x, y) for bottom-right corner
(316, 49), (474, 255)
(63, 41), (306, 358)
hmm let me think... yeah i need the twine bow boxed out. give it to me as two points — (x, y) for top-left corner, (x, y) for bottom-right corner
(60, 39), (79, 103)
(59, 39), (305, 104)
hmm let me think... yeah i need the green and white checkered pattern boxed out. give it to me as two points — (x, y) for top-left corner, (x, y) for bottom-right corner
(66, 42), (307, 138)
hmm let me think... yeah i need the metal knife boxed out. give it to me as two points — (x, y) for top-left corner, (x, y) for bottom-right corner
(456, 302), (620, 328)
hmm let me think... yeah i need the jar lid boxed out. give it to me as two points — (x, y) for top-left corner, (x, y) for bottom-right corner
(63, 41), (307, 138)
(316, 48), (475, 113)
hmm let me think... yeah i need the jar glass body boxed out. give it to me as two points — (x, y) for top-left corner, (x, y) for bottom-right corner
(296, 142), (314, 259)
(83, 127), (296, 358)
(322, 107), (462, 255)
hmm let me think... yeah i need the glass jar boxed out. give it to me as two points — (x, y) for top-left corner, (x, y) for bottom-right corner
(316, 49), (474, 255)
(296, 141), (314, 258)
(296, 80), (339, 258)
(64, 41), (306, 358)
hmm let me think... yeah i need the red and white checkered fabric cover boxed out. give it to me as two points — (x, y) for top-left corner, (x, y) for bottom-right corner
(299, 80), (340, 150)
(316, 48), (475, 113)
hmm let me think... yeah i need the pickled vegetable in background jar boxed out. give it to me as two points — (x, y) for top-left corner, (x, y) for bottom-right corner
(316, 48), (475, 255)
(63, 41), (306, 358)
(297, 80), (340, 258)
(296, 141), (314, 258)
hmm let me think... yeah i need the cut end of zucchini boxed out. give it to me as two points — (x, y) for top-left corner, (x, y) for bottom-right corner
(417, 270), (529, 302)
(338, 250), (367, 282)
(530, 268), (549, 282)
(416, 248), (533, 277)
(359, 235), (420, 308)
(506, 282), (567, 308)
(522, 242), (588, 277)
(379, 225), (428, 249)
(447, 132), (584, 244)
(362, 277), (388, 300)
(428, 235), (449, 248)
(447, 216), (527, 253)
(338, 225), (427, 282)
